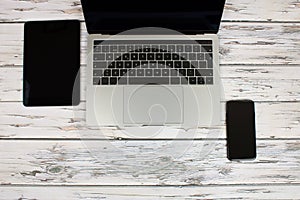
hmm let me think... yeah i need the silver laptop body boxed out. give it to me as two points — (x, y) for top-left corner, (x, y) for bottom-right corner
(82, 0), (225, 128)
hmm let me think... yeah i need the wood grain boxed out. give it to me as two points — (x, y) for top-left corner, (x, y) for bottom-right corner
(0, 102), (299, 139)
(1, 185), (300, 199)
(0, 140), (299, 185)
(0, 0), (300, 198)
(0, 22), (300, 67)
(1, 0), (299, 22)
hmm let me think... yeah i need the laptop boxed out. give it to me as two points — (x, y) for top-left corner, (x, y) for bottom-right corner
(81, 0), (225, 127)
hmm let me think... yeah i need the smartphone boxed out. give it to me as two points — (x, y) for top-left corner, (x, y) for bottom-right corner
(226, 100), (256, 160)
(23, 20), (80, 106)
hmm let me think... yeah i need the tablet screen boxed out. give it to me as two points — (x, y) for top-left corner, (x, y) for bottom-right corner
(23, 20), (80, 106)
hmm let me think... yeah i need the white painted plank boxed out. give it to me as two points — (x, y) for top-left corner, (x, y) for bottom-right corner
(0, 0), (299, 22)
(0, 140), (299, 185)
(1, 66), (300, 102)
(0, 22), (300, 66)
(0, 185), (300, 200)
(0, 102), (299, 139)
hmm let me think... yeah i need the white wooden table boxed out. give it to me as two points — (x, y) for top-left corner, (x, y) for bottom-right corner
(0, 0), (299, 199)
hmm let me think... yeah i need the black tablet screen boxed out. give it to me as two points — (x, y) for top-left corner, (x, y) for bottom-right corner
(23, 20), (80, 106)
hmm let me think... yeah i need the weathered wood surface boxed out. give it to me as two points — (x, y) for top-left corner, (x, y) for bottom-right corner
(0, 102), (299, 139)
(0, 0), (300, 198)
(0, 140), (299, 185)
(1, 0), (299, 22)
(1, 185), (300, 200)
(1, 22), (300, 67)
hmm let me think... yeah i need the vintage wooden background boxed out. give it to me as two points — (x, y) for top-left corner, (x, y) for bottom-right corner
(0, 0), (299, 199)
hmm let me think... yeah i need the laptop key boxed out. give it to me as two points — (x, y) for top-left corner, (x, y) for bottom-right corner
(94, 61), (107, 68)
(129, 77), (169, 84)
(189, 77), (196, 84)
(125, 61), (132, 68)
(110, 46), (118, 52)
(164, 53), (172, 60)
(141, 61), (149, 68)
(206, 77), (214, 84)
(120, 69), (127, 76)
(118, 45), (126, 52)
(176, 45), (184, 52)
(156, 53), (163, 60)
(168, 45), (176, 52)
(151, 45), (159, 52)
(179, 69), (186, 76)
(199, 61), (207, 68)
(94, 54), (105, 60)
(198, 77), (205, 84)
(110, 77), (117, 85)
(170, 69), (178, 76)
(150, 61), (157, 68)
(147, 53), (155, 60)
(197, 53), (205, 60)
(185, 45), (192, 52)
(101, 45), (109, 52)
(112, 69), (119, 76)
(159, 45), (168, 52)
(93, 70), (104, 76)
(108, 61), (115, 68)
(137, 69), (144, 76)
(180, 53), (188, 60)
(139, 53), (147, 60)
(104, 69), (111, 76)
(122, 53), (130, 60)
(187, 69), (194, 76)
(174, 61), (182, 68)
(101, 77), (109, 85)
(131, 53), (138, 60)
(172, 53), (180, 60)
(162, 69), (170, 76)
(183, 61), (190, 68)
(189, 53), (196, 60)
(145, 69), (153, 76)
(196, 69), (213, 76)
(106, 53), (114, 60)
(193, 45), (201, 52)
(154, 69), (161, 76)
(93, 77), (100, 85)
(116, 61), (124, 68)
(114, 53), (122, 60)
(171, 77), (180, 84)
(202, 45), (212, 53)
(166, 61), (173, 68)
(128, 69), (136, 76)
(133, 61), (140, 68)
(191, 61), (198, 68)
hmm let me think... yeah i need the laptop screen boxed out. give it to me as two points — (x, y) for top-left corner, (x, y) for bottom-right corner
(81, 0), (226, 34)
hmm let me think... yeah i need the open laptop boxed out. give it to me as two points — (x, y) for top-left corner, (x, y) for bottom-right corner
(81, 0), (225, 127)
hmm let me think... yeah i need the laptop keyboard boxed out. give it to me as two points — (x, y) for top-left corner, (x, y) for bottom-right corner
(92, 40), (213, 85)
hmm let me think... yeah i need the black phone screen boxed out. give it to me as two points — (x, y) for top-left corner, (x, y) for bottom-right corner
(23, 20), (80, 106)
(226, 100), (256, 160)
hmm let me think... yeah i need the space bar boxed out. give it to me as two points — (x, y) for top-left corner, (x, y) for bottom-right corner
(129, 77), (170, 84)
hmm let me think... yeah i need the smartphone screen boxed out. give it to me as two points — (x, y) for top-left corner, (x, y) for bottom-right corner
(23, 20), (80, 106)
(226, 100), (256, 160)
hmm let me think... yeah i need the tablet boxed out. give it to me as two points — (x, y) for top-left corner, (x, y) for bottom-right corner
(23, 20), (80, 106)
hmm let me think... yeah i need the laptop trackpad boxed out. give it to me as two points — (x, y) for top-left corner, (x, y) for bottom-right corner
(123, 86), (183, 125)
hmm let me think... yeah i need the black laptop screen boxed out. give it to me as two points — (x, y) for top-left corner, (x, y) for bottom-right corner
(81, 0), (226, 34)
